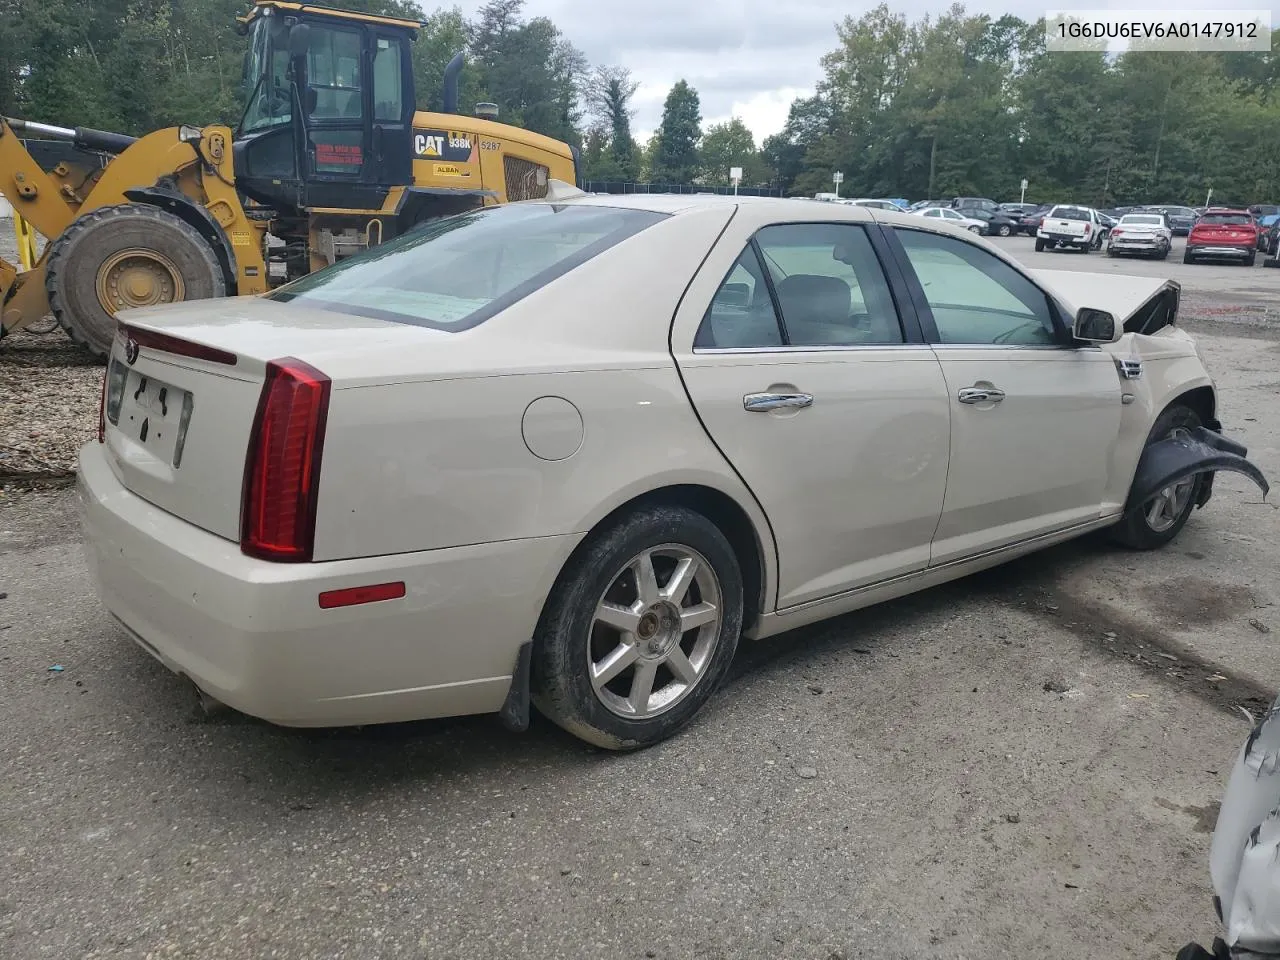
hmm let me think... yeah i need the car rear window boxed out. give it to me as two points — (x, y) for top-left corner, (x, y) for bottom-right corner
(1122, 215), (1163, 225)
(1051, 207), (1091, 221)
(1199, 213), (1253, 226)
(267, 204), (668, 330)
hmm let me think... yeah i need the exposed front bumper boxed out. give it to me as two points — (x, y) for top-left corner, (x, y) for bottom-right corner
(78, 442), (579, 727)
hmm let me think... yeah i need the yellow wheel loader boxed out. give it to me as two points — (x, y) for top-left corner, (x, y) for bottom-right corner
(0, 0), (578, 359)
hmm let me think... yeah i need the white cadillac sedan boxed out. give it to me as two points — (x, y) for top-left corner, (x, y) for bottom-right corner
(79, 188), (1268, 751)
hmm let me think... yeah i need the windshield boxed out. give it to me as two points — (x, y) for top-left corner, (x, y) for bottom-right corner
(1121, 215), (1163, 225)
(1200, 212), (1254, 226)
(239, 17), (293, 133)
(1051, 207), (1091, 221)
(268, 204), (669, 330)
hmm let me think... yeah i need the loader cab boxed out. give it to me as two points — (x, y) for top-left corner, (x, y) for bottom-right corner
(233, 3), (420, 212)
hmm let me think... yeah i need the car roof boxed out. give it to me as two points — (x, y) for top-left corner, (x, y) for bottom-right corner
(1201, 207), (1251, 215)
(530, 191), (886, 220)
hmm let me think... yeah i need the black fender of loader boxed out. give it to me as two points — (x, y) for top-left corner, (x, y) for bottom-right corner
(1126, 426), (1269, 512)
(123, 185), (239, 295)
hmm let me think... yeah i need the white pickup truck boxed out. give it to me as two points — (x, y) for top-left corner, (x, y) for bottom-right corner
(1035, 205), (1105, 253)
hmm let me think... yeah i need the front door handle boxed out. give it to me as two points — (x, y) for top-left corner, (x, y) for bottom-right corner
(958, 386), (1006, 404)
(743, 392), (814, 412)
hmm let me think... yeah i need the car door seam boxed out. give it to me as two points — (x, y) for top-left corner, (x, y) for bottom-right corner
(665, 203), (784, 614)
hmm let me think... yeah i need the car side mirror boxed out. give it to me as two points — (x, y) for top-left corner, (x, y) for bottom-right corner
(1073, 307), (1121, 343)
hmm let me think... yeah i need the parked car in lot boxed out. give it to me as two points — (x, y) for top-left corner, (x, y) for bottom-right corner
(847, 198), (908, 211)
(911, 205), (986, 233)
(1036, 204), (1106, 252)
(1247, 204), (1280, 249)
(1017, 204), (1054, 235)
(1000, 202), (1040, 217)
(949, 196), (1000, 219)
(1185, 209), (1260, 266)
(78, 191), (1269, 751)
(1263, 220), (1280, 258)
(1143, 204), (1199, 236)
(1107, 212), (1173, 259)
(965, 207), (1021, 237)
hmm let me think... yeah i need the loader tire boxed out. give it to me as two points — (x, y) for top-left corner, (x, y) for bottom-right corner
(46, 204), (225, 360)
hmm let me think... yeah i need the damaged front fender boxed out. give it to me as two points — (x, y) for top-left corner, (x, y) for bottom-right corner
(1126, 426), (1269, 512)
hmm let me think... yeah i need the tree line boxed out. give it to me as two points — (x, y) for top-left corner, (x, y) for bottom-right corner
(3, 0), (1279, 206)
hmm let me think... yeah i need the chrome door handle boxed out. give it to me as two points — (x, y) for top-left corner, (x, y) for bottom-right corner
(958, 386), (1006, 404)
(743, 392), (814, 412)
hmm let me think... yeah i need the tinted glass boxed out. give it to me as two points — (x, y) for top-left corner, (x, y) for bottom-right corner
(1200, 213), (1253, 226)
(755, 223), (903, 346)
(695, 246), (784, 349)
(1122, 215), (1163, 225)
(308, 26), (363, 119)
(270, 204), (667, 330)
(1051, 207), (1091, 221)
(372, 38), (403, 121)
(896, 229), (1057, 346)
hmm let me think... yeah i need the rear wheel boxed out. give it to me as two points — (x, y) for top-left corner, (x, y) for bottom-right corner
(1244, 250), (1257, 267)
(531, 505), (743, 750)
(46, 204), (225, 360)
(968, 225), (982, 234)
(1183, 250), (1195, 264)
(1110, 404), (1203, 550)
(1034, 238), (1045, 252)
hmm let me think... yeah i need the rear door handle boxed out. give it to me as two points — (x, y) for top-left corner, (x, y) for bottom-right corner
(958, 386), (1006, 404)
(743, 392), (814, 412)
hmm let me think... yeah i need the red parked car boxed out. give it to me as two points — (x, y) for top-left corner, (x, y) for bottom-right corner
(1184, 208), (1260, 266)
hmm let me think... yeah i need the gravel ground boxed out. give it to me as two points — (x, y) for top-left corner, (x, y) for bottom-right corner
(1, 231), (1279, 959)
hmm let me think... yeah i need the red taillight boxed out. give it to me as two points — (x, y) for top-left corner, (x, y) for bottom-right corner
(1111, 228), (1123, 237)
(98, 367), (108, 443)
(241, 357), (331, 562)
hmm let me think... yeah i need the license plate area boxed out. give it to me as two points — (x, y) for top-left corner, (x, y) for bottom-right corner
(117, 368), (193, 467)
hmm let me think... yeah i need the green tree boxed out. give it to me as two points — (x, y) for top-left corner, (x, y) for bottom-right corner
(584, 66), (640, 181)
(699, 117), (762, 185)
(651, 79), (702, 183)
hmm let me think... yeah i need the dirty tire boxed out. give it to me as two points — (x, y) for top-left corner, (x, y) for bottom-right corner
(531, 504), (743, 751)
(1034, 238), (1045, 252)
(1110, 403), (1204, 550)
(46, 204), (225, 360)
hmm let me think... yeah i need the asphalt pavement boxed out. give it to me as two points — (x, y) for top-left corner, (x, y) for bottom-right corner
(2, 225), (1280, 960)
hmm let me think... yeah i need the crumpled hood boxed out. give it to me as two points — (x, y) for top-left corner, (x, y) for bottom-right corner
(1029, 269), (1180, 330)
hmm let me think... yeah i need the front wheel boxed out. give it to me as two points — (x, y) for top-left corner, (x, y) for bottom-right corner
(997, 224), (1012, 237)
(45, 204), (226, 359)
(1110, 405), (1203, 550)
(531, 505), (744, 750)
(968, 225), (982, 234)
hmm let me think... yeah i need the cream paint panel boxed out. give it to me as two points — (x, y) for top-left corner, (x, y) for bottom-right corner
(929, 346), (1122, 564)
(678, 351), (949, 608)
(312, 365), (770, 565)
(1100, 329), (1217, 509)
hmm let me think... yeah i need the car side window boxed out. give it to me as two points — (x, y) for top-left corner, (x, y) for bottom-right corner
(694, 246), (785, 349)
(895, 228), (1058, 346)
(754, 223), (904, 346)
(923, 209), (940, 218)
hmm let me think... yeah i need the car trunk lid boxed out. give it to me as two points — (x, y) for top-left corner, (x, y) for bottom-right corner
(99, 296), (456, 544)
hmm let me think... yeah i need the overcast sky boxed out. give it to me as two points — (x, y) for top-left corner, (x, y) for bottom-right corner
(450, 0), (1278, 144)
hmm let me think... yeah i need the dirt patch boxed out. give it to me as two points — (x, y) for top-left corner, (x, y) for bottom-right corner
(1138, 577), (1258, 627)
(1154, 797), (1222, 834)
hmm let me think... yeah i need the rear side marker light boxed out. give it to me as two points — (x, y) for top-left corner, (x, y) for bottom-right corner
(118, 323), (238, 366)
(318, 582), (407, 610)
(241, 357), (331, 562)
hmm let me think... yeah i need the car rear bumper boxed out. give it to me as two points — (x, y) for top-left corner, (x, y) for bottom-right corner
(1109, 238), (1163, 249)
(1187, 244), (1253, 259)
(78, 442), (579, 728)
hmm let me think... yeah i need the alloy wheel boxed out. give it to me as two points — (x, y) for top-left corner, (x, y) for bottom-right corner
(587, 544), (722, 720)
